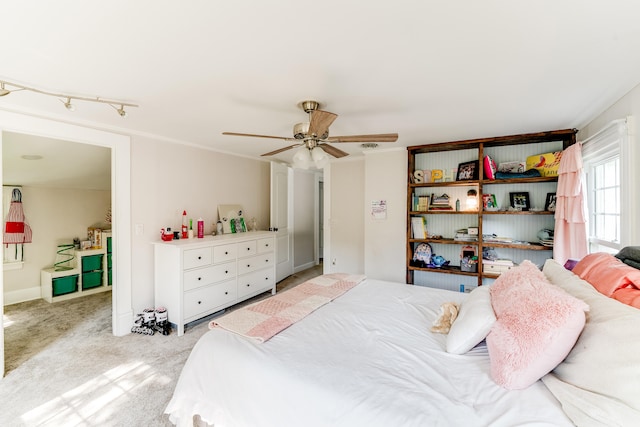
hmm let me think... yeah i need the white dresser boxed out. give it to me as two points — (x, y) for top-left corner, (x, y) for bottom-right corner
(153, 231), (276, 336)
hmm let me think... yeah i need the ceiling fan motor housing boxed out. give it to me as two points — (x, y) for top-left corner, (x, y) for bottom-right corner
(294, 122), (329, 140)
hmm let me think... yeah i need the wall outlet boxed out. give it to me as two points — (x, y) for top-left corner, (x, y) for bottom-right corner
(135, 224), (144, 235)
(332, 258), (336, 265)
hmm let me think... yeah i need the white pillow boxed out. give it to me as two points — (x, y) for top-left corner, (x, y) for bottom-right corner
(541, 259), (640, 426)
(446, 286), (496, 354)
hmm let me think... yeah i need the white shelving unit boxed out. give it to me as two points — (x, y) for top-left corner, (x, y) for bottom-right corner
(40, 232), (112, 303)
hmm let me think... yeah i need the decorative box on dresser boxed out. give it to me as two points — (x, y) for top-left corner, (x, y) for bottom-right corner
(153, 231), (276, 336)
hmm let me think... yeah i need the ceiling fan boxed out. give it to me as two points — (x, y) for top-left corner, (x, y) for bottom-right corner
(222, 100), (398, 160)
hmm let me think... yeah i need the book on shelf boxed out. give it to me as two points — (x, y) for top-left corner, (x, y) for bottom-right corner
(428, 193), (452, 210)
(411, 217), (427, 239)
(482, 258), (514, 266)
(412, 194), (429, 211)
(483, 235), (514, 243)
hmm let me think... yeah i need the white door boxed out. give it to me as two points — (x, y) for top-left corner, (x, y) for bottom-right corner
(271, 162), (293, 282)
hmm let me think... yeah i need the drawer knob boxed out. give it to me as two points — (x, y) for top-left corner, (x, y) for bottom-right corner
(198, 277), (202, 281)
(225, 291), (228, 295)
(198, 300), (202, 304)
(246, 284), (250, 287)
(265, 259), (269, 263)
(247, 264), (251, 268)
(198, 256), (202, 260)
(225, 270), (228, 274)
(247, 247), (250, 251)
(265, 243), (269, 247)
(225, 251), (228, 255)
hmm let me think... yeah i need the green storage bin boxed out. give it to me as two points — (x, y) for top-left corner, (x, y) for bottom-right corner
(53, 275), (78, 296)
(82, 271), (103, 289)
(107, 254), (112, 269)
(82, 254), (104, 273)
(107, 237), (112, 254)
(108, 269), (112, 286)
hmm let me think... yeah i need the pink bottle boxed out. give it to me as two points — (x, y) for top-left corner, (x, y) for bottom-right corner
(197, 218), (204, 238)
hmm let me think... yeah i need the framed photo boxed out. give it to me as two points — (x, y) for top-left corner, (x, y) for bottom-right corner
(545, 192), (557, 212)
(509, 191), (530, 211)
(482, 193), (498, 209)
(456, 160), (479, 181)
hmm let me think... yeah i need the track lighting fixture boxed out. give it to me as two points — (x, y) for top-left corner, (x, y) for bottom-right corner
(0, 78), (137, 117)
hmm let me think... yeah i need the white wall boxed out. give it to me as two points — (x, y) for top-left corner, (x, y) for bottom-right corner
(327, 158), (365, 274)
(3, 186), (110, 303)
(292, 169), (317, 271)
(577, 82), (640, 246)
(130, 136), (271, 311)
(363, 149), (407, 282)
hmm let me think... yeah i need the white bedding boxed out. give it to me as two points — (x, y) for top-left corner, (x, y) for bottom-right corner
(166, 279), (572, 427)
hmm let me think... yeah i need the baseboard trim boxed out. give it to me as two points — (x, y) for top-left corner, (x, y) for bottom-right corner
(294, 261), (316, 274)
(3, 286), (41, 306)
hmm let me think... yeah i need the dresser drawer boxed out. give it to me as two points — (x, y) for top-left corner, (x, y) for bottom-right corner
(238, 253), (275, 275)
(183, 261), (237, 291)
(238, 240), (257, 257)
(238, 268), (275, 299)
(213, 243), (237, 263)
(184, 279), (237, 319)
(183, 248), (212, 270)
(257, 237), (275, 254)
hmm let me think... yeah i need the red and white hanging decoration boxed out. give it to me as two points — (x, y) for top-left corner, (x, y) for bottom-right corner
(4, 188), (32, 261)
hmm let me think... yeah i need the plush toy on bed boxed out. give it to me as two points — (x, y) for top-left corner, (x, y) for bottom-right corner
(430, 302), (459, 334)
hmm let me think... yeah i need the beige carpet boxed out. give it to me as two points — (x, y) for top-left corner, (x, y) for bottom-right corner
(0, 265), (322, 427)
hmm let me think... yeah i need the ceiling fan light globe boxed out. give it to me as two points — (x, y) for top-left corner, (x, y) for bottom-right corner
(292, 147), (312, 169)
(311, 146), (327, 162)
(315, 156), (329, 168)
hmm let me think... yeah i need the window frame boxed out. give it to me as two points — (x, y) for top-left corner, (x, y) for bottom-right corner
(581, 118), (631, 253)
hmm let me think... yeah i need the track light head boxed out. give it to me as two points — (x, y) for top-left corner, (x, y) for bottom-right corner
(61, 97), (75, 111)
(0, 82), (10, 97)
(116, 104), (127, 118)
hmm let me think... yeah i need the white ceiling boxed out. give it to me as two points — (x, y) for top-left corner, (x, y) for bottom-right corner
(2, 1), (640, 186)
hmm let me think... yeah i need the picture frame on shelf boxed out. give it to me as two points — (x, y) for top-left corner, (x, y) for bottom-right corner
(545, 192), (557, 212)
(482, 193), (498, 210)
(509, 191), (530, 211)
(456, 160), (479, 181)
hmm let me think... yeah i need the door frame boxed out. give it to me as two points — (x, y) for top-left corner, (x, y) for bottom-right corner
(0, 110), (133, 376)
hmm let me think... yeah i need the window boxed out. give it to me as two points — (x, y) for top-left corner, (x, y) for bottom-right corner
(582, 119), (628, 254)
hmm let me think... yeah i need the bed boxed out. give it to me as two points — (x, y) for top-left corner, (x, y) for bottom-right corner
(166, 255), (640, 427)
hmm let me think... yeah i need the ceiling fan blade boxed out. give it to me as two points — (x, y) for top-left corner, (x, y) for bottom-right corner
(308, 110), (337, 139)
(261, 144), (300, 157)
(223, 132), (295, 142)
(325, 133), (398, 143)
(319, 143), (349, 158)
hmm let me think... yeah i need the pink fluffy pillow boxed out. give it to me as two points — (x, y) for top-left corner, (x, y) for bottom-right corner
(487, 260), (589, 390)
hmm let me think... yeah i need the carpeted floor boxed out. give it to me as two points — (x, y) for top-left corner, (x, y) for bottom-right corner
(0, 265), (322, 427)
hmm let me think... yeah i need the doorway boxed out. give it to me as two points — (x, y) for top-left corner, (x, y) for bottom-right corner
(0, 109), (133, 377)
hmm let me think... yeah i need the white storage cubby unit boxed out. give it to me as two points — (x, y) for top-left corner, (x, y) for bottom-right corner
(40, 232), (112, 303)
(153, 231), (276, 336)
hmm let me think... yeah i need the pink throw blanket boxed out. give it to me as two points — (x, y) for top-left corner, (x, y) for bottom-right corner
(209, 273), (366, 342)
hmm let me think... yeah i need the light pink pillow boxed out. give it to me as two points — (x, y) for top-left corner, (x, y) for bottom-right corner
(487, 260), (589, 390)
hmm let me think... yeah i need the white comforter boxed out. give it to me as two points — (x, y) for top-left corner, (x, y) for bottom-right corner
(166, 279), (572, 427)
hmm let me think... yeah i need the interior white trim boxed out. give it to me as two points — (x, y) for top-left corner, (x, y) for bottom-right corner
(0, 109), (133, 340)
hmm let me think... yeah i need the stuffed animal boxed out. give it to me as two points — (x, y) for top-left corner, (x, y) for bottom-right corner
(430, 302), (460, 334)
